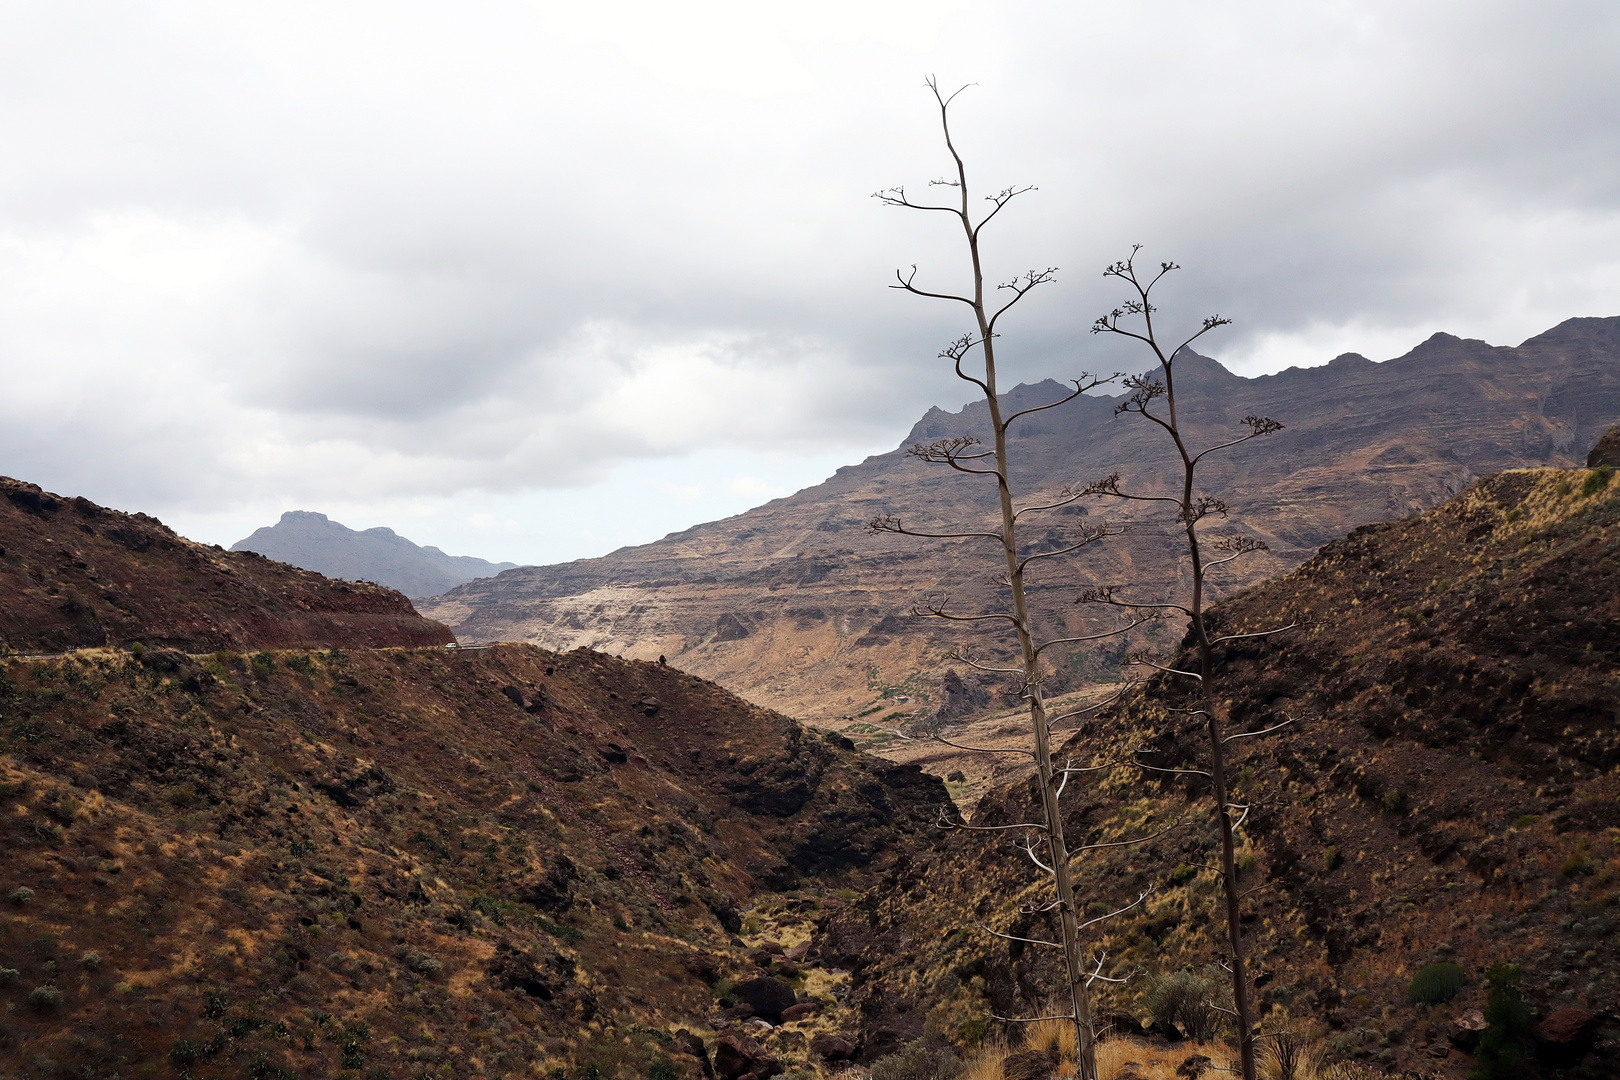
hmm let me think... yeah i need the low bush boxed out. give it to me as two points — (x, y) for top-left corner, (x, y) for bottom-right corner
(28, 984), (63, 1009)
(1581, 465), (1613, 497)
(1407, 962), (1465, 1005)
(1141, 967), (1229, 1042)
(9, 886), (33, 904)
(871, 1038), (960, 1080)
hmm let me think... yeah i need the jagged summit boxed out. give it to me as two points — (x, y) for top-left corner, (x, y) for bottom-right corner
(233, 511), (520, 600)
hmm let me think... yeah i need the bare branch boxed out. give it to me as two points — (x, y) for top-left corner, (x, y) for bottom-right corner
(976, 923), (1062, 949)
(1069, 818), (1179, 860)
(1133, 752), (1213, 780)
(1208, 621), (1297, 647)
(1127, 652), (1203, 681)
(1077, 889), (1154, 931)
(1222, 717), (1299, 745)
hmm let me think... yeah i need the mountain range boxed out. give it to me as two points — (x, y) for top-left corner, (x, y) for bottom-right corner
(419, 316), (1620, 721)
(231, 511), (519, 600)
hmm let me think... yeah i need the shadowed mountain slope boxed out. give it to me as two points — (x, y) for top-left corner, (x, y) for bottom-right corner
(422, 316), (1620, 721)
(233, 511), (518, 600)
(1, 478), (452, 654)
(0, 643), (946, 1077)
(812, 463), (1620, 1077)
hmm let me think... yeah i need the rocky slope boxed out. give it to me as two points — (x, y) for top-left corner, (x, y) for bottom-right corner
(421, 316), (1620, 723)
(233, 511), (519, 600)
(0, 640), (947, 1079)
(811, 463), (1620, 1077)
(1, 477), (454, 654)
(0, 473), (953, 1079)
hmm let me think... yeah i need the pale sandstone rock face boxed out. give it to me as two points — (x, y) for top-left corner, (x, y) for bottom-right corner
(421, 316), (1620, 723)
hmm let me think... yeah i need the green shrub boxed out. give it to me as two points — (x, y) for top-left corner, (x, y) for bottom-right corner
(130, 642), (146, 660)
(1141, 966), (1229, 1042)
(1323, 846), (1342, 872)
(1408, 962), (1465, 1005)
(251, 652), (276, 678)
(1471, 963), (1533, 1080)
(1561, 842), (1596, 877)
(28, 984), (63, 1009)
(78, 951), (100, 969)
(1381, 789), (1408, 815)
(1168, 863), (1197, 886)
(0, 968), (19, 984)
(870, 1038), (960, 1080)
(1510, 814), (1540, 829)
(9, 886), (34, 904)
(1581, 465), (1613, 497)
(648, 1063), (677, 1080)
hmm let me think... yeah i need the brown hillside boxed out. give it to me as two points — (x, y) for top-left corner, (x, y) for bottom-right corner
(422, 316), (1620, 724)
(810, 465), (1620, 1077)
(0, 641), (947, 1078)
(1, 476), (452, 653)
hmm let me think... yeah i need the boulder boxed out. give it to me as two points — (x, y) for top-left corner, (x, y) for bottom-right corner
(809, 1033), (856, 1061)
(732, 976), (797, 1023)
(785, 941), (810, 961)
(779, 1002), (819, 1023)
(1536, 1006), (1601, 1067)
(713, 1033), (780, 1080)
(1447, 1009), (1487, 1051)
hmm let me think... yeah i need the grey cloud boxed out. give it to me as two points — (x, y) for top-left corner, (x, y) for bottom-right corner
(1, 1), (1617, 543)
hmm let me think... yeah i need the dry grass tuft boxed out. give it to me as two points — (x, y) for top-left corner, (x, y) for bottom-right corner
(1021, 1017), (1079, 1060)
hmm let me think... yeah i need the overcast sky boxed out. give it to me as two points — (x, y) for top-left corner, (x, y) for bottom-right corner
(2, 1), (1617, 566)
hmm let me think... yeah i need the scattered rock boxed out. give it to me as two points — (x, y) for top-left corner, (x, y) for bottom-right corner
(779, 1002), (819, 1022)
(808, 1033), (856, 1061)
(1113, 1065), (1150, 1080)
(1448, 1009), (1487, 1051)
(486, 943), (571, 1000)
(681, 951), (721, 982)
(784, 941), (810, 961)
(638, 696), (660, 716)
(1176, 1054), (1212, 1079)
(713, 1032), (780, 1080)
(760, 941), (785, 955)
(674, 1029), (714, 1079)
(1002, 1048), (1058, 1080)
(732, 976), (797, 1023)
(501, 685), (525, 707)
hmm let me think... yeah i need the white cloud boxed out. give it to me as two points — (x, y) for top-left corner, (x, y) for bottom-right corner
(0, 0), (1616, 562)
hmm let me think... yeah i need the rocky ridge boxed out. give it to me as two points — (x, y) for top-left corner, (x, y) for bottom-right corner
(421, 316), (1620, 724)
(1, 477), (453, 654)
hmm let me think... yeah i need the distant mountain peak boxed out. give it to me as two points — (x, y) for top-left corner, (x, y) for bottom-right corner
(232, 513), (521, 599)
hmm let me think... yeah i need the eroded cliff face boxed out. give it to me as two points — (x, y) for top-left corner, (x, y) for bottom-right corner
(421, 316), (1620, 723)
(810, 466), (1620, 1077)
(0, 642), (948, 1078)
(1, 476), (452, 653)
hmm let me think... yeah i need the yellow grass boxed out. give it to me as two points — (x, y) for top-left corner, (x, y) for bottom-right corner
(1094, 1036), (1237, 1079)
